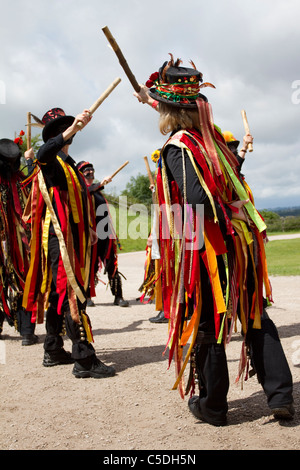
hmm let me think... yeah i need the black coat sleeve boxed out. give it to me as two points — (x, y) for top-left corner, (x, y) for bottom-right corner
(36, 134), (65, 164)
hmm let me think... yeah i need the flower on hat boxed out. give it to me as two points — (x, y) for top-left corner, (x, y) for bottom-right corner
(146, 72), (159, 88)
(14, 130), (25, 147)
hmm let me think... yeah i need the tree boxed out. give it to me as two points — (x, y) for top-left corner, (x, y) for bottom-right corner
(121, 172), (154, 209)
(259, 210), (283, 232)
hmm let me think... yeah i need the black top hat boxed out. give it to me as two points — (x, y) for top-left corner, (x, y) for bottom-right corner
(227, 140), (240, 153)
(147, 56), (215, 108)
(0, 138), (21, 176)
(42, 107), (75, 142)
(0, 138), (21, 162)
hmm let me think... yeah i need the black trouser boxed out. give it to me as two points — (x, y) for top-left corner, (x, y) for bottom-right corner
(195, 312), (293, 421)
(97, 236), (123, 299)
(247, 310), (293, 409)
(44, 235), (95, 360)
(0, 303), (35, 336)
(194, 257), (293, 420)
(17, 309), (35, 336)
(195, 338), (229, 423)
(194, 258), (229, 422)
(105, 254), (123, 298)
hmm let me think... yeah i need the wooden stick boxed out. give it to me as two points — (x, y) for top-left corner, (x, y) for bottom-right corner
(144, 156), (154, 187)
(77, 77), (121, 128)
(109, 160), (129, 181)
(241, 110), (253, 152)
(26, 112), (31, 150)
(93, 161), (129, 190)
(102, 26), (141, 93)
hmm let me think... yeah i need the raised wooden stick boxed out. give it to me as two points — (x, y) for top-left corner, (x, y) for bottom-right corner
(241, 110), (253, 152)
(77, 77), (121, 128)
(26, 112), (31, 150)
(109, 160), (129, 181)
(102, 26), (141, 93)
(95, 160), (129, 191)
(144, 156), (154, 187)
(92, 161), (129, 190)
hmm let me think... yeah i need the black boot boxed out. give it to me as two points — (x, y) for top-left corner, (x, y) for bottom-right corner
(188, 395), (227, 426)
(114, 297), (129, 307)
(43, 349), (74, 367)
(22, 334), (38, 346)
(149, 311), (168, 323)
(72, 355), (116, 379)
(272, 404), (295, 420)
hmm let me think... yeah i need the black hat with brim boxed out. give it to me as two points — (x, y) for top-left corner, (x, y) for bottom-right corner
(148, 63), (210, 108)
(42, 115), (75, 142)
(227, 140), (240, 152)
(0, 138), (21, 162)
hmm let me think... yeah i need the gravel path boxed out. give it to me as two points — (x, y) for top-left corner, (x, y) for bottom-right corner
(0, 250), (299, 452)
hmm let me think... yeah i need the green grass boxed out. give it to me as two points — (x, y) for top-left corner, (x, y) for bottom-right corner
(109, 204), (151, 253)
(109, 201), (300, 276)
(265, 238), (300, 276)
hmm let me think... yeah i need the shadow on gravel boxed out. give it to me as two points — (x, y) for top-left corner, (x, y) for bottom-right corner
(227, 381), (300, 427)
(94, 343), (167, 372)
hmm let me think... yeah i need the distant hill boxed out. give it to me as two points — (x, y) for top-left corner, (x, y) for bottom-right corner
(270, 206), (300, 217)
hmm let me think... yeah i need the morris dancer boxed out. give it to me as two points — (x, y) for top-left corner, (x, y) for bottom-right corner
(77, 161), (129, 308)
(22, 108), (115, 378)
(133, 55), (294, 424)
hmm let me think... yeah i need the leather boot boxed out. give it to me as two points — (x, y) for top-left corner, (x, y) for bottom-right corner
(114, 297), (129, 307)
(22, 334), (38, 346)
(188, 395), (227, 426)
(72, 355), (116, 378)
(149, 311), (168, 323)
(43, 348), (74, 367)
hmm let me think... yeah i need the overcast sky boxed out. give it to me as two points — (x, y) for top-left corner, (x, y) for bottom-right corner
(1, 0), (299, 209)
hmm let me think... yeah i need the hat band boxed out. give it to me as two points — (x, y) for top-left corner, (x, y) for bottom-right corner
(156, 82), (200, 103)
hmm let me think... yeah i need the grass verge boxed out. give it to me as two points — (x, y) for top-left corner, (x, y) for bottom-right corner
(265, 238), (300, 276)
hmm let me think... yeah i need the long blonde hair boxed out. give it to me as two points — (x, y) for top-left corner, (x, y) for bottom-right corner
(158, 102), (201, 135)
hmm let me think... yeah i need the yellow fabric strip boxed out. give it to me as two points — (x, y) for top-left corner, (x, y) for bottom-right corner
(57, 157), (80, 224)
(238, 220), (253, 245)
(41, 188), (53, 294)
(204, 232), (226, 314)
(81, 312), (93, 343)
(155, 260), (163, 311)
